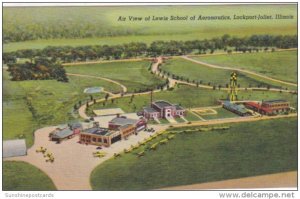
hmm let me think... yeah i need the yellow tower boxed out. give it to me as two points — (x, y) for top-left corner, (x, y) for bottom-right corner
(228, 72), (238, 101)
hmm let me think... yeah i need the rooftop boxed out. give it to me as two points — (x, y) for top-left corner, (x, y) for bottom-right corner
(224, 101), (249, 114)
(84, 127), (113, 136)
(244, 102), (272, 113)
(68, 122), (82, 129)
(262, 99), (288, 104)
(52, 128), (73, 139)
(109, 117), (138, 126)
(175, 105), (184, 111)
(143, 107), (159, 113)
(153, 100), (173, 109)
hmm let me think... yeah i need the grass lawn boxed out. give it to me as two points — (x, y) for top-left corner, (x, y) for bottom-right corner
(87, 85), (298, 116)
(161, 57), (295, 90)
(185, 111), (202, 121)
(3, 5), (296, 52)
(3, 70), (119, 147)
(174, 117), (186, 123)
(65, 61), (165, 93)
(147, 120), (158, 125)
(201, 108), (239, 120)
(3, 161), (56, 191)
(158, 118), (170, 124)
(192, 51), (297, 84)
(90, 117), (297, 190)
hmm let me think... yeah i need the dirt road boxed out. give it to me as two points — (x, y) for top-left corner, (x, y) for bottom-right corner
(160, 171), (297, 190)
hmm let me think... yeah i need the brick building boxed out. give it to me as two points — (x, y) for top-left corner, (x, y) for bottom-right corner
(79, 116), (147, 147)
(143, 100), (185, 120)
(244, 99), (290, 115)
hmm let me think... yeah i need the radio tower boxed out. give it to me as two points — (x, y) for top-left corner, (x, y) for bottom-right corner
(228, 72), (238, 101)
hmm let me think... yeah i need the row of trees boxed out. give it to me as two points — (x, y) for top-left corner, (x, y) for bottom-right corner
(3, 34), (297, 64)
(7, 58), (68, 82)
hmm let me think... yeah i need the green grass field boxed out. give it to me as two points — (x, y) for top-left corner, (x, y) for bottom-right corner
(90, 117), (297, 190)
(3, 5), (296, 52)
(3, 161), (56, 191)
(192, 51), (297, 83)
(200, 108), (239, 120)
(185, 111), (202, 121)
(161, 57), (296, 89)
(65, 61), (165, 92)
(3, 70), (121, 147)
(87, 84), (298, 116)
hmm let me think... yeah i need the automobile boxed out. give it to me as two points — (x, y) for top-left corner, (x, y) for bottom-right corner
(96, 146), (102, 150)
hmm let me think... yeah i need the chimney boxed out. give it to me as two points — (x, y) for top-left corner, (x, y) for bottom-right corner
(116, 113), (120, 118)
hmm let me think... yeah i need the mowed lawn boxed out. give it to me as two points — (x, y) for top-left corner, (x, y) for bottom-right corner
(199, 108), (238, 120)
(3, 161), (56, 191)
(87, 84), (298, 115)
(191, 51), (297, 83)
(161, 57), (295, 89)
(91, 117), (297, 190)
(3, 70), (121, 147)
(65, 61), (165, 92)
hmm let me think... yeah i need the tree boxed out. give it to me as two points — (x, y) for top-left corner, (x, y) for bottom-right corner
(105, 93), (110, 101)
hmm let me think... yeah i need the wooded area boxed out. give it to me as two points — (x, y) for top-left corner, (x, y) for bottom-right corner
(3, 34), (297, 64)
(7, 58), (68, 82)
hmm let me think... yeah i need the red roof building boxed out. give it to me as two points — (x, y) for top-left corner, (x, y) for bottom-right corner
(244, 100), (290, 115)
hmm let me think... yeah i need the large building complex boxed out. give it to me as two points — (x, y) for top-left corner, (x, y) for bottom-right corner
(143, 100), (185, 120)
(244, 99), (290, 115)
(80, 116), (147, 147)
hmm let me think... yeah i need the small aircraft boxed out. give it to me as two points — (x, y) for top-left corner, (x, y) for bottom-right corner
(93, 151), (106, 158)
(36, 147), (47, 154)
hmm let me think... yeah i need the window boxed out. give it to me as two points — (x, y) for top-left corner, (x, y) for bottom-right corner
(98, 138), (102, 142)
(92, 137), (96, 142)
(104, 139), (107, 143)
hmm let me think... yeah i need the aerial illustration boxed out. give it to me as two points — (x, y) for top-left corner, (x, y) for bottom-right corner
(2, 3), (297, 191)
